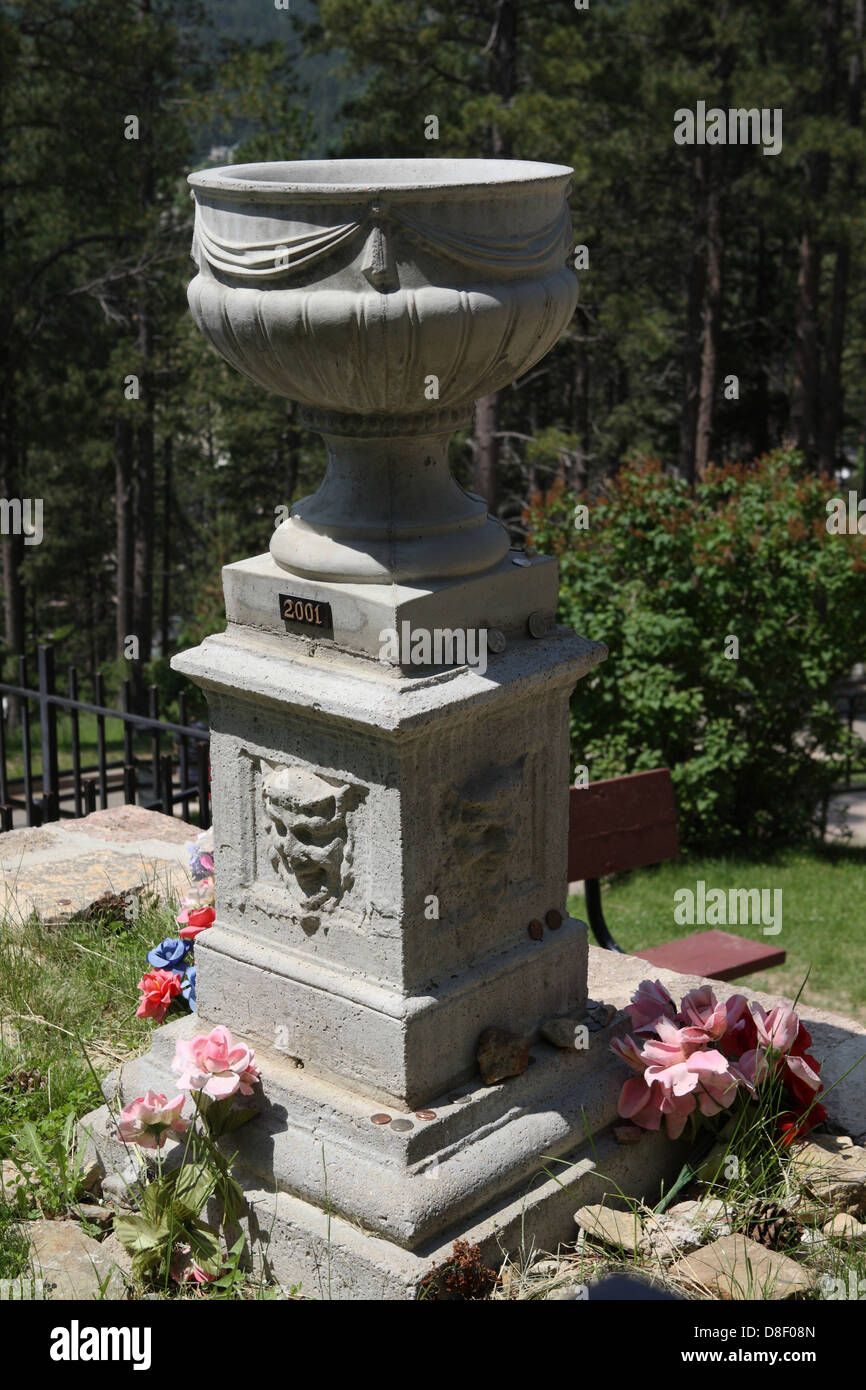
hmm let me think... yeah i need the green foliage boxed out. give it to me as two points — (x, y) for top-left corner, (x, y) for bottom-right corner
(112, 1090), (254, 1286)
(529, 450), (866, 850)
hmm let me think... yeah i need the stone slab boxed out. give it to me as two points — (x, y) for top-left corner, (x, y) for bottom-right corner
(675, 1235), (813, 1300)
(27, 1219), (129, 1301)
(0, 805), (194, 924)
(62, 805), (193, 845)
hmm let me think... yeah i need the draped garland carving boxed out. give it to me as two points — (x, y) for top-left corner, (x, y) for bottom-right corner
(193, 200), (572, 284)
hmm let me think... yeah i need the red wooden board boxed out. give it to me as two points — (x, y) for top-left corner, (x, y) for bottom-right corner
(568, 768), (679, 881)
(633, 929), (786, 982)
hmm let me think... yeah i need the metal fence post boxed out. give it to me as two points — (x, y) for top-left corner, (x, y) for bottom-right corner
(37, 644), (59, 820)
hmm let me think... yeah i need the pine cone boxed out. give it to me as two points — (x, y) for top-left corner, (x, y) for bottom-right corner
(742, 1200), (801, 1251)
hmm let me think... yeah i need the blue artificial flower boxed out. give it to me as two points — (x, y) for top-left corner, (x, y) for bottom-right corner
(146, 937), (192, 972)
(181, 966), (196, 1011)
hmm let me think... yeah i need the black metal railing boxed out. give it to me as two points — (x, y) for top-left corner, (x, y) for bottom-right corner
(0, 644), (210, 830)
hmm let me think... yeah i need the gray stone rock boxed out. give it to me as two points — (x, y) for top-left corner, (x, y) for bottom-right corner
(574, 1204), (644, 1254)
(640, 1204), (731, 1263)
(477, 1028), (530, 1085)
(675, 1235), (813, 1300)
(74, 1203), (114, 1230)
(100, 1164), (141, 1210)
(821, 1212), (866, 1244)
(540, 1016), (581, 1050)
(789, 1137), (866, 1211)
(27, 1220), (128, 1300)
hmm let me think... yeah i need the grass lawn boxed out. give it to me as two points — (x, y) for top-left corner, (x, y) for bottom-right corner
(568, 845), (866, 1023)
(3, 711), (158, 783)
(0, 897), (176, 1277)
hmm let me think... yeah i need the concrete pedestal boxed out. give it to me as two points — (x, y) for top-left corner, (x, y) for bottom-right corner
(79, 557), (685, 1298)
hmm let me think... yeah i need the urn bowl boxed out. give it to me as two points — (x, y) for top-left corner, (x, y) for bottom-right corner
(187, 158), (578, 584)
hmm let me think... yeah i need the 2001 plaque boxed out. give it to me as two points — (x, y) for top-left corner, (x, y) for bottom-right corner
(279, 593), (334, 635)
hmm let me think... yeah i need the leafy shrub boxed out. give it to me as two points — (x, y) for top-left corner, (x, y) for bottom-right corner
(525, 450), (866, 851)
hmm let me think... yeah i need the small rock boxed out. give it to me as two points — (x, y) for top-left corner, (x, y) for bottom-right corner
(640, 1215), (705, 1261)
(589, 1003), (617, 1026)
(639, 1201), (732, 1263)
(0, 1158), (29, 1199)
(546, 1282), (588, 1300)
(821, 1213), (866, 1245)
(670, 1198), (728, 1222)
(74, 1203), (113, 1230)
(614, 1125), (643, 1145)
(98, 1232), (135, 1284)
(541, 1016), (581, 1050)
(529, 1257), (562, 1278)
(675, 1235), (813, 1300)
(798, 1227), (829, 1251)
(78, 1158), (104, 1194)
(100, 1167), (140, 1210)
(28, 1220), (128, 1300)
(476, 1028), (530, 1085)
(789, 1138), (866, 1211)
(574, 1204), (644, 1254)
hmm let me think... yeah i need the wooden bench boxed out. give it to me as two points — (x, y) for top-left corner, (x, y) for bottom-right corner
(567, 768), (786, 982)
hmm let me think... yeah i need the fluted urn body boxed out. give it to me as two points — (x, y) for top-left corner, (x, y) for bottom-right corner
(188, 158), (578, 584)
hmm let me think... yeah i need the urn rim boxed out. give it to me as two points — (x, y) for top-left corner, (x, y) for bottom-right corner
(188, 157), (574, 203)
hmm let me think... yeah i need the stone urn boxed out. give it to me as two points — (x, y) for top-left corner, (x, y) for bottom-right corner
(188, 158), (577, 584)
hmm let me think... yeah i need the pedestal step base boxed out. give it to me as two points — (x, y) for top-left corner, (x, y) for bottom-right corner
(79, 1010), (687, 1298)
(80, 1100), (680, 1300)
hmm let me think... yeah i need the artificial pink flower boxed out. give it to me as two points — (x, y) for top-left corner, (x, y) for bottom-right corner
(618, 1075), (665, 1131)
(737, 1047), (771, 1089)
(678, 986), (748, 1042)
(178, 905), (215, 940)
(752, 1003), (799, 1056)
(170, 1243), (217, 1284)
(610, 1034), (647, 1073)
(136, 968), (183, 1022)
(117, 1091), (188, 1149)
(172, 1025), (260, 1099)
(626, 979), (677, 1034)
(639, 1015), (708, 1068)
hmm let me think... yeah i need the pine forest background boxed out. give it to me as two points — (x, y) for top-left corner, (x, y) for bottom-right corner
(2, 0), (865, 749)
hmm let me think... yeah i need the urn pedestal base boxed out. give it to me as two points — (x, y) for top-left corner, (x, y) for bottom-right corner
(223, 547), (560, 664)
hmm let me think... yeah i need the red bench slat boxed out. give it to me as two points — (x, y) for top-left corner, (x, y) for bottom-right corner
(568, 768), (679, 881)
(633, 929), (786, 982)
